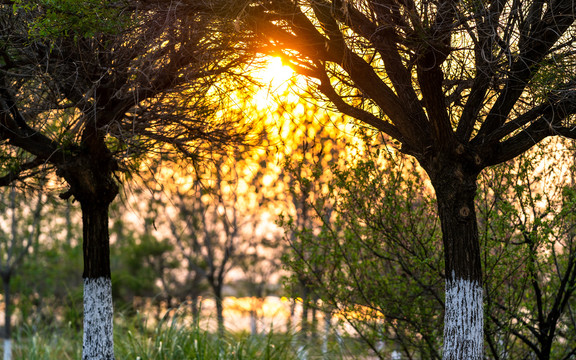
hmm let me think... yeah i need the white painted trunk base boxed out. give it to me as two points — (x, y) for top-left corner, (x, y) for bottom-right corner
(443, 277), (483, 360)
(3, 339), (11, 360)
(83, 277), (115, 360)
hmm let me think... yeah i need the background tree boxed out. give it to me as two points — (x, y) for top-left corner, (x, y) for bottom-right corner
(268, 100), (353, 360)
(0, 184), (44, 360)
(478, 140), (576, 360)
(17, 200), (84, 329)
(231, 0), (576, 357)
(237, 242), (283, 336)
(109, 197), (178, 316)
(283, 135), (444, 359)
(1, 1), (254, 358)
(284, 134), (576, 359)
(137, 147), (277, 337)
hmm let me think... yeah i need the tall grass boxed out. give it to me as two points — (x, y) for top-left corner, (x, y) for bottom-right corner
(11, 323), (82, 360)
(116, 311), (297, 360)
(6, 308), (364, 359)
(8, 312), (299, 360)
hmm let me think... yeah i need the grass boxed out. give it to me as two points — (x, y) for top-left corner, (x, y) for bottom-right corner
(115, 312), (297, 360)
(6, 310), (365, 360)
(11, 323), (82, 360)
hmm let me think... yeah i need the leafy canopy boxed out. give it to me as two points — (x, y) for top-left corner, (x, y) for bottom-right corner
(13, 0), (129, 39)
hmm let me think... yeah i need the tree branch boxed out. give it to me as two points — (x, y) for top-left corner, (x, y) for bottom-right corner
(0, 157), (46, 186)
(476, 0), (576, 139)
(482, 87), (576, 166)
(330, 0), (428, 127)
(315, 66), (404, 141)
(456, 0), (506, 141)
(245, 2), (429, 149)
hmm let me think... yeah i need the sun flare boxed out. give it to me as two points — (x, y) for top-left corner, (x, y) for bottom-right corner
(255, 56), (294, 86)
(251, 57), (296, 112)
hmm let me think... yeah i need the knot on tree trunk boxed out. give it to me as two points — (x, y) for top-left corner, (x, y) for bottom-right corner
(57, 153), (119, 206)
(459, 206), (471, 218)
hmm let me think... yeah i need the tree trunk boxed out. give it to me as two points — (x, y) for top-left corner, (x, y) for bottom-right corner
(311, 298), (318, 339)
(250, 295), (260, 336)
(287, 299), (295, 332)
(429, 162), (484, 360)
(190, 296), (200, 324)
(301, 287), (309, 337)
(214, 286), (225, 337)
(2, 273), (11, 360)
(298, 288), (310, 360)
(250, 308), (258, 336)
(80, 201), (115, 360)
(322, 311), (331, 359)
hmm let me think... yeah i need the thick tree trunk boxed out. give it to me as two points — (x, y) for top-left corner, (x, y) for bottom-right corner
(55, 130), (119, 360)
(429, 162), (484, 360)
(80, 201), (115, 360)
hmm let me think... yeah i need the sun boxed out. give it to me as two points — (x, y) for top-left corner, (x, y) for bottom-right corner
(250, 56), (296, 111)
(254, 56), (294, 88)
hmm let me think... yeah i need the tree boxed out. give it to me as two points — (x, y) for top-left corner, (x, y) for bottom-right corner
(1, 2), (252, 358)
(159, 153), (272, 337)
(231, 0), (576, 357)
(477, 140), (576, 360)
(283, 136), (444, 359)
(123, 177), (211, 319)
(0, 185), (44, 360)
(280, 117), (342, 345)
(109, 199), (178, 315)
(284, 134), (576, 359)
(9, 197), (84, 331)
(238, 246), (283, 336)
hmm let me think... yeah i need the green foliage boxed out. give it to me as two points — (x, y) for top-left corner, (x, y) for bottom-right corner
(281, 137), (445, 358)
(112, 231), (175, 309)
(13, 0), (130, 40)
(283, 136), (576, 359)
(478, 140), (576, 359)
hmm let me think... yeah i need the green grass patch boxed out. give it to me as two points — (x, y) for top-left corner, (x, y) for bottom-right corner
(6, 310), (368, 359)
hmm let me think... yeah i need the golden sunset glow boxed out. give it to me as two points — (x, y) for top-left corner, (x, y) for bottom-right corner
(255, 57), (294, 87)
(252, 57), (296, 111)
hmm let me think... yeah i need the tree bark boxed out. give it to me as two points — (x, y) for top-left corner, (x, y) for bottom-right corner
(80, 201), (115, 360)
(213, 285), (225, 337)
(428, 159), (484, 360)
(2, 272), (11, 360)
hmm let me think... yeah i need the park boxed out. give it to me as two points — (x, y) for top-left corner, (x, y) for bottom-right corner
(1, 0), (576, 359)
